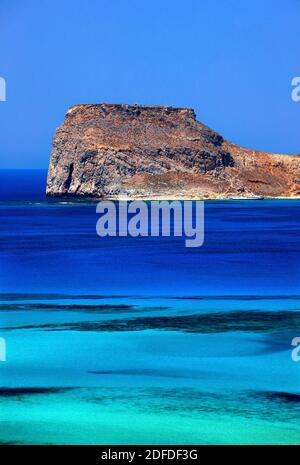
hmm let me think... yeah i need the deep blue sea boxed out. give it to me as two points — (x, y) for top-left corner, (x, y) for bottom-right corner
(0, 169), (299, 444)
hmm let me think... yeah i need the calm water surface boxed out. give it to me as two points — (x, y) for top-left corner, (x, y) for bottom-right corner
(0, 170), (299, 444)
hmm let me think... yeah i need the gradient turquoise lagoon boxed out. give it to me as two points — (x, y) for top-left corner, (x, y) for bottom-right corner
(0, 170), (299, 444)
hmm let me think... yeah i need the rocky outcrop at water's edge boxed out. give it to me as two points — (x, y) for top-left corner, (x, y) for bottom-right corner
(46, 103), (300, 199)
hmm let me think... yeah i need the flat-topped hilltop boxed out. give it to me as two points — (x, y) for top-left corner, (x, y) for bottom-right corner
(46, 103), (300, 199)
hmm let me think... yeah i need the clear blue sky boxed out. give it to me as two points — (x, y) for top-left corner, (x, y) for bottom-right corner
(0, 0), (299, 168)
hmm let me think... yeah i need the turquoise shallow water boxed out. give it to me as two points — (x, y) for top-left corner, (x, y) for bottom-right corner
(1, 295), (300, 444)
(0, 170), (299, 444)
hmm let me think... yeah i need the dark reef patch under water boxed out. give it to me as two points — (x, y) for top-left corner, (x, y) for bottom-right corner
(4, 310), (299, 334)
(0, 387), (73, 397)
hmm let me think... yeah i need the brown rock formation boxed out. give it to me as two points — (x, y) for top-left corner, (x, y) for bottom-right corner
(46, 103), (300, 199)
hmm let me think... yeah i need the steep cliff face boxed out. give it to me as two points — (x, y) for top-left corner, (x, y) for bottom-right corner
(46, 103), (300, 199)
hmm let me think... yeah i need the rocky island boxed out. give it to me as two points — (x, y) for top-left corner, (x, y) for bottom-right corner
(46, 104), (300, 199)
